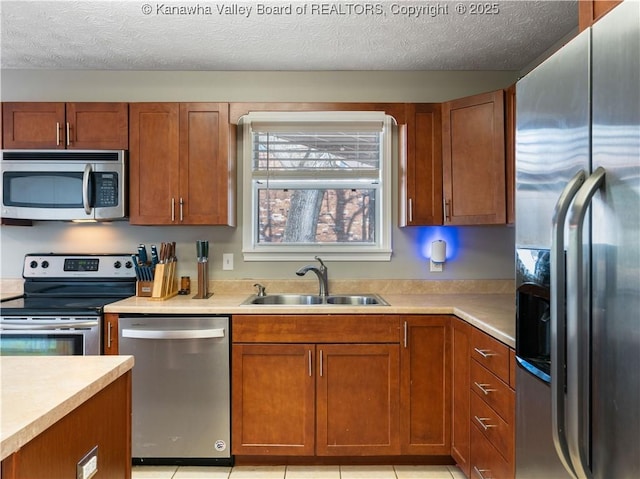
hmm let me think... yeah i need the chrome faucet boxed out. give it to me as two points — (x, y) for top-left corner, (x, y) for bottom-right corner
(296, 256), (329, 297)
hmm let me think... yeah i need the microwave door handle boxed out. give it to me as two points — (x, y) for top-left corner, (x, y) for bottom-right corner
(550, 169), (586, 478)
(82, 163), (93, 215)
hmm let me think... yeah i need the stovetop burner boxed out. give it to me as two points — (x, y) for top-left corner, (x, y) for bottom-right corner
(1, 254), (137, 318)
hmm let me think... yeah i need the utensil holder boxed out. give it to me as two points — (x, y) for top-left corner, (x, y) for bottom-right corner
(193, 260), (212, 299)
(149, 261), (179, 300)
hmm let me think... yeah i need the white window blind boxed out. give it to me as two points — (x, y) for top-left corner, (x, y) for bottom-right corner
(242, 112), (393, 261)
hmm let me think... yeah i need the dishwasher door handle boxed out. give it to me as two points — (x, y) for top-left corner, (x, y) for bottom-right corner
(122, 328), (225, 340)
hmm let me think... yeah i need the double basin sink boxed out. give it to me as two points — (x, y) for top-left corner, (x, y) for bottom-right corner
(242, 293), (389, 306)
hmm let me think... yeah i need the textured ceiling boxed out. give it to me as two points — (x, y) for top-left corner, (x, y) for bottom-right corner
(0, 0), (578, 71)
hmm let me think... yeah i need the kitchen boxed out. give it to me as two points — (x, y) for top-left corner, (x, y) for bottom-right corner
(1, 1), (638, 479)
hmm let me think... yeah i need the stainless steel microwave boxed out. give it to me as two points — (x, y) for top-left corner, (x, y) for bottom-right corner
(1, 150), (127, 221)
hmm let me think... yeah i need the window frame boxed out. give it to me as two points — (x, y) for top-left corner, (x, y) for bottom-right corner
(241, 111), (393, 261)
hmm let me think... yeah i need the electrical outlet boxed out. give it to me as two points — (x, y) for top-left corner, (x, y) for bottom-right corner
(222, 253), (234, 271)
(77, 446), (98, 479)
(430, 260), (443, 272)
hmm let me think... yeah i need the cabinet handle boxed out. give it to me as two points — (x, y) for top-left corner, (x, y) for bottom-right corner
(320, 349), (324, 377)
(308, 350), (312, 377)
(403, 321), (408, 349)
(56, 122), (61, 146)
(179, 197), (184, 222)
(474, 416), (496, 431)
(474, 347), (496, 358)
(107, 321), (112, 348)
(408, 198), (413, 223)
(473, 466), (492, 479)
(445, 199), (451, 222)
(171, 198), (175, 222)
(66, 122), (71, 146)
(474, 382), (496, 395)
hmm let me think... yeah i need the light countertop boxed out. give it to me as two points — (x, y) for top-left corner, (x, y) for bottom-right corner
(105, 292), (516, 348)
(0, 355), (134, 461)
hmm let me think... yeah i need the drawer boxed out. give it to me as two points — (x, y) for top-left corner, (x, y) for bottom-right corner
(471, 390), (513, 463)
(471, 360), (514, 424)
(471, 424), (513, 479)
(471, 328), (510, 383)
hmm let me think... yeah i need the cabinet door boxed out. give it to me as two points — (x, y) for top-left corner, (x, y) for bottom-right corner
(400, 104), (443, 226)
(129, 103), (180, 225)
(505, 85), (516, 225)
(66, 102), (128, 149)
(451, 317), (472, 477)
(232, 343), (315, 455)
(2, 102), (65, 149)
(442, 90), (506, 225)
(103, 313), (119, 355)
(178, 103), (234, 225)
(316, 344), (400, 456)
(400, 315), (450, 454)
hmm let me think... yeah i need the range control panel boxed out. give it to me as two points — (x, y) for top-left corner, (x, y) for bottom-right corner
(23, 254), (136, 279)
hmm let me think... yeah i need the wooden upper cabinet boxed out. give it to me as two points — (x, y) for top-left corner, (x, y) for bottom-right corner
(578, 0), (623, 31)
(442, 90), (506, 225)
(400, 104), (443, 226)
(2, 102), (128, 149)
(129, 103), (180, 225)
(505, 84), (516, 225)
(65, 103), (128, 149)
(129, 102), (235, 226)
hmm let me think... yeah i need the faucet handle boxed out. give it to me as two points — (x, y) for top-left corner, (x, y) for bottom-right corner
(314, 256), (326, 268)
(253, 283), (267, 297)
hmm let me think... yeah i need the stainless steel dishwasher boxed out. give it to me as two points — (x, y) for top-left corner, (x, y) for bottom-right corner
(118, 315), (231, 465)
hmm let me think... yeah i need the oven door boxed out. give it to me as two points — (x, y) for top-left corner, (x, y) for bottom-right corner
(0, 318), (101, 355)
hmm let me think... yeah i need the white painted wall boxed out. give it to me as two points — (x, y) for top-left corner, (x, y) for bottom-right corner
(0, 70), (517, 281)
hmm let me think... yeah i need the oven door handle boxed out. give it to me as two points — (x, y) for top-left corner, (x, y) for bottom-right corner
(0, 320), (100, 330)
(122, 328), (225, 340)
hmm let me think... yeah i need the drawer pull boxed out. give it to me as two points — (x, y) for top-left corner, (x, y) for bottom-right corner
(474, 416), (496, 431)
(473, 465), (493, 479)
(474, 382), (496, 395)
(474, 347), (496, 358)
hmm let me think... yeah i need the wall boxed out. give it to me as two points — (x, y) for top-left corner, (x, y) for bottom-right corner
(0, 70), (517, 282)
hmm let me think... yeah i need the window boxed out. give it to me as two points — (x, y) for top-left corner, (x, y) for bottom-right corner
(242, 111), (393, 261)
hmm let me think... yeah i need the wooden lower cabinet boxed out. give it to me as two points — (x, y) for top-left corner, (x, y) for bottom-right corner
(232, 342), (400, 456)
(317, 344), (400, 456)
(451, 317), (472, 476)
(452, 320), (515, 479)
(232, 344), (315, 455)
(470, 425), (511, 479)
(400, 316), (450, 454)
(1, 372), (132, 479)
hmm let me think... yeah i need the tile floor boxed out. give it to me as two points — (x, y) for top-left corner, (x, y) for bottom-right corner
(132, 465), (467, 479)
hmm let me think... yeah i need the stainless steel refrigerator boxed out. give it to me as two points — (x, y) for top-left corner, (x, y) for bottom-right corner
(515, 2), (639, 478)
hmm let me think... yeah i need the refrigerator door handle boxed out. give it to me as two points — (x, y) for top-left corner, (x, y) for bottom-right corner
(550, 169), (586, 478)
(567, 166), (606, 479)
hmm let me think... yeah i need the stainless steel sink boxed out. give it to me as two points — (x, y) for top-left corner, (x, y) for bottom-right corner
(325, 295), (388, 305)
(241, 293), (389, 306)
(245, 294), (324, 305)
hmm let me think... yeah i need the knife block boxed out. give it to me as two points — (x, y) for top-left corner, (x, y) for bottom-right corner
(149, 261), (179, 300)
(193, 260), (212, 299)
